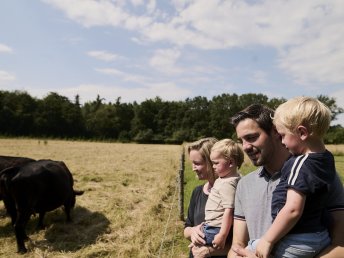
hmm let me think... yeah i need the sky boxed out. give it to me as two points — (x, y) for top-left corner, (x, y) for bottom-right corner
(1, 0), (344, 126)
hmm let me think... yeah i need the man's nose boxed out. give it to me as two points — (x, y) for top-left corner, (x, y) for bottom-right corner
(242, 141), (252, 151)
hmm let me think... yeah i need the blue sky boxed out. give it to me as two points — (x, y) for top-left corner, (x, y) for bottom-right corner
(1, 0), (344, 126)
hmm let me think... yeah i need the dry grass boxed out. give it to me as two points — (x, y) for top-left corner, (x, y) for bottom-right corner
(0, 139), (187, 258)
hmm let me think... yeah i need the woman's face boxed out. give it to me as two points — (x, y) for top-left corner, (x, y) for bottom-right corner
(189, 150), (209, 180)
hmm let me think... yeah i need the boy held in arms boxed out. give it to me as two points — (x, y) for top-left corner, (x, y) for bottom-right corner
(252, 97), (334, 257)
(190, 139), (243, 257)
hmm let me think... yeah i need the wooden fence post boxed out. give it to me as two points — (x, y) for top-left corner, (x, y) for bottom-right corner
(179, 147), (185, 221)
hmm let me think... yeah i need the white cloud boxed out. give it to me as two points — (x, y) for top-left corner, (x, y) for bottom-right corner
(0, 70), (16, 83)
(87, 51), (119, 62)
(58, 82), (191, 103)
(252, 70), (267, 84)
(0, 43), (13, 53)
(42, 0), (152, 29)
(95, 68), (149, 84)
(42, 0), (344, 90)
(149, 48), (182, 75)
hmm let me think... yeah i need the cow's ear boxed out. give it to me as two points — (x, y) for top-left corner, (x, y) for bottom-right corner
(1, 166), (21, 179)
(74, 190), (84, 196)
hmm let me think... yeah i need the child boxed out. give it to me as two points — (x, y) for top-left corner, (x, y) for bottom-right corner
(252, 97), (334, 258)
(190, 139), (244, 257)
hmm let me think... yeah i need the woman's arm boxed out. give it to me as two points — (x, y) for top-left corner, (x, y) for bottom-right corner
(317, 210), (344, 258)
(256, 189), (305, 258)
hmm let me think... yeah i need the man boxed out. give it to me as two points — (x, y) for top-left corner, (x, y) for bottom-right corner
(227, 104), (344, 258)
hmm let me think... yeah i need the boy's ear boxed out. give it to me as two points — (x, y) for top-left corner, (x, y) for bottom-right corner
(228, 159), (234, 167)
(297, 125), (309, 140)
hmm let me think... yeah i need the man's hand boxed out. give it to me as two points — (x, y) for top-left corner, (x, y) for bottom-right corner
(231, 244), (258, 258)
(255, 238), (273, 258)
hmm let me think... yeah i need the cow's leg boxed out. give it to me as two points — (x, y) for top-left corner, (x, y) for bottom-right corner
(64, 203), (72, 222)
(14, 210), (30, 253)
(3, 197), (17, 225)
(37, 212), (46, 229)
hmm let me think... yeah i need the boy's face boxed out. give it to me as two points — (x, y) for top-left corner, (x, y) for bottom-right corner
(275, 124), (303, 155)
(210, 151), (232, 178)
(189, 150), (209, 180)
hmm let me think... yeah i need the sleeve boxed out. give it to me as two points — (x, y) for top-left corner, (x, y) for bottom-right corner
(233, 179), (245, 221)
(326, 172), (344, 211)
(286, 157), (327, 195)
(220, 179), (237, 209)
(184, 187), (198, 228)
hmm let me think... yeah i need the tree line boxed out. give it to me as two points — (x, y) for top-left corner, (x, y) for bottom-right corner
(1, 90), (343, 144)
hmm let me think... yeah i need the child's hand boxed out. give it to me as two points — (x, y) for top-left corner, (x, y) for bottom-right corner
(255, 238), (273, 258)
(212, 233), (226, 249)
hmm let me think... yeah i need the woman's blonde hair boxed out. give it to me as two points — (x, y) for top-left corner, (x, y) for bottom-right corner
(274, 96), (331, 137)
(211, 139), (244, 169)
(187, 137), (218, 181)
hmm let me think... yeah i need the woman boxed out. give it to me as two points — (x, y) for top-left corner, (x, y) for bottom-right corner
(184, 137), (231, 258)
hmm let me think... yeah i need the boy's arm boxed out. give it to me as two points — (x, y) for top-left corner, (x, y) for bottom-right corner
(213, 208), (233, 249)
(256, 189), (305, 258)
(317, 210), (344, 258)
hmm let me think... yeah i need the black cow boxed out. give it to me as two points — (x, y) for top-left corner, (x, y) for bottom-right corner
(0, 159), (84, 253)
(0, 155), (35, 172)
(0, 156), (35, 201)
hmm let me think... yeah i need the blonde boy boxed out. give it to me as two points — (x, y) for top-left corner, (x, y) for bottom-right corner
(202, 139), (244, 251)
(252, 97), (335, 258)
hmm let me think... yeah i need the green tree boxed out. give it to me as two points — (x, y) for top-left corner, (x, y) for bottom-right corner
(317, 95), (344, 122)
(35, 92), (84, 137)
(0, 90), (37, 136)
(209, 93), (240, 139)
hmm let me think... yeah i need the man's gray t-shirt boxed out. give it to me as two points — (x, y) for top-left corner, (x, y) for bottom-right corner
(234, 167), (281, 240)
(234, 166), (344, 241)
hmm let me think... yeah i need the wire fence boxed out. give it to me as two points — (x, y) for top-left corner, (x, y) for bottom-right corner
(157, 147), (186, 257)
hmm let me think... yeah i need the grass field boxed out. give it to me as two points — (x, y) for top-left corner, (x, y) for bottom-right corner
(0, 139), (187, 258)
(0, 140), (343, 258)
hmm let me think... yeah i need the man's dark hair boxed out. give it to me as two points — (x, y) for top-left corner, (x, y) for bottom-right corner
(230, 104), (275, 134)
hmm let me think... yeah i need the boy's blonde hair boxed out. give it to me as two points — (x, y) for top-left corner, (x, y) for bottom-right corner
(211, 139), (244, 169)
(274, 96), (331, 137)
(187, 137), (218, 181)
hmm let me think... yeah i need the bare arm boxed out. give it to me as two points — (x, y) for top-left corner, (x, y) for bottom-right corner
(317, 210), (344, 258)
(256, 189), (305, 258)
(228, 219), (250, 258)
(213, 208), (233, 249)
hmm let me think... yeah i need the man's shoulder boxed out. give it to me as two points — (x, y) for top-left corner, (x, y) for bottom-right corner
(240, 167), (262, 182)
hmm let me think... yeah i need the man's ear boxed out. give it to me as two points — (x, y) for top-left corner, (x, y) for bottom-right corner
(272, 126), (282, 141)
(297, 125), (309, 140)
